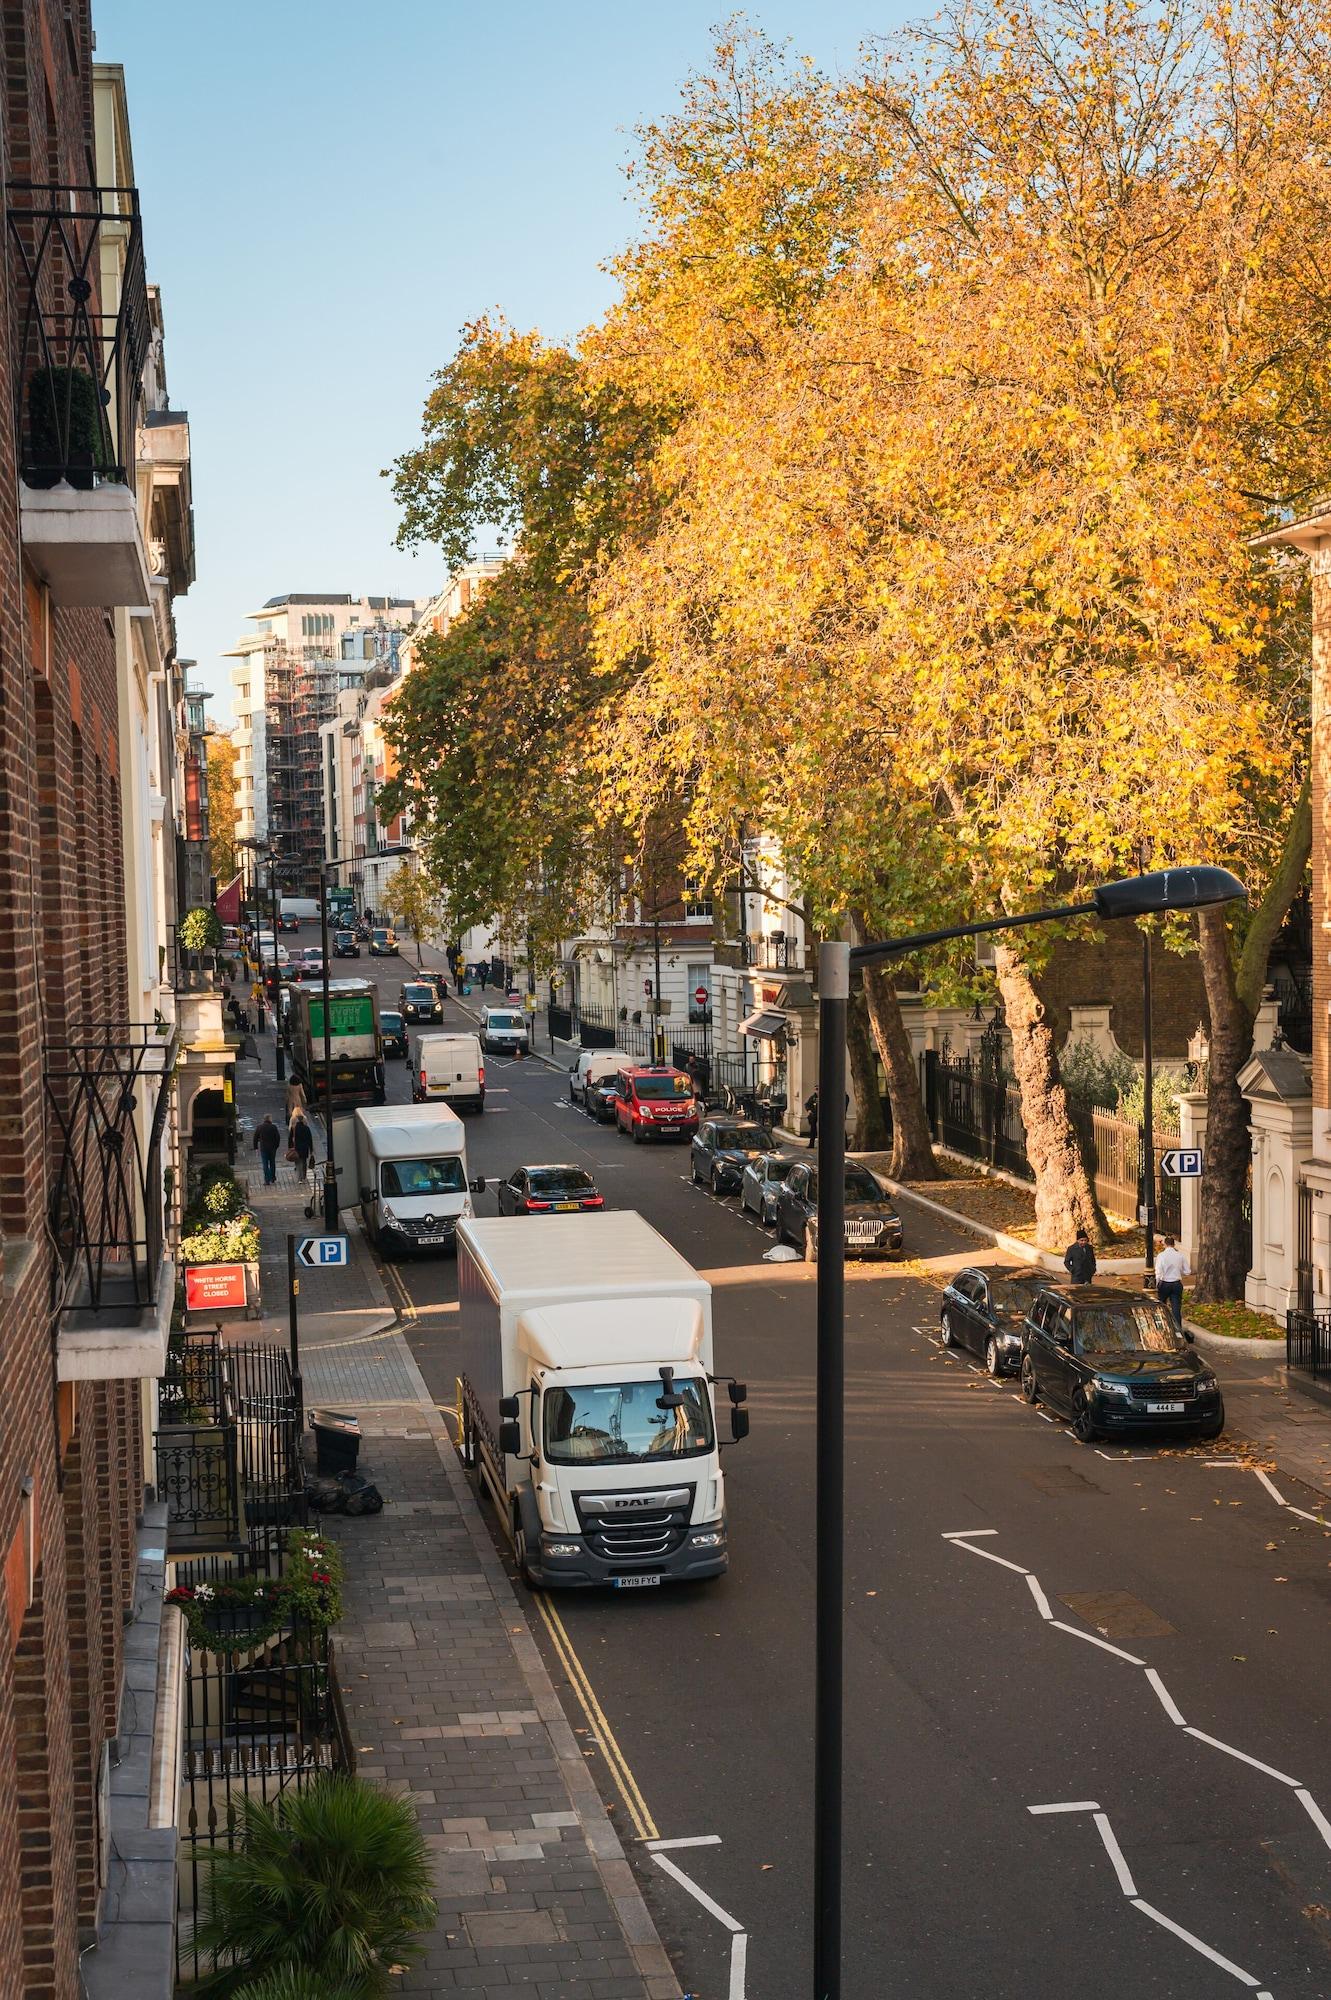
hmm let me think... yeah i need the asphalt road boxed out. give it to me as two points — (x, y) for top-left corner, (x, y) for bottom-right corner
(355, 955), (1331, 2000)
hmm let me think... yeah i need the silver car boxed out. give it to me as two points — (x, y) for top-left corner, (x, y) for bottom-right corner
(740, 1150), (801, 1228)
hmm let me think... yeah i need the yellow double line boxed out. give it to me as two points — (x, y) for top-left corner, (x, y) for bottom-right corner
(532, 1594), (659, 1842)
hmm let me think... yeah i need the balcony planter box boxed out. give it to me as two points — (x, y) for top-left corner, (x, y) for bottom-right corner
(25, 365), (109, 489)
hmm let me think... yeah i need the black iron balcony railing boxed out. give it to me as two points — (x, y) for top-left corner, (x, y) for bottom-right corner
(44, 1022), (177, 1316)
(156, 1336), (306, 1558)
(5, 182), (150, 487)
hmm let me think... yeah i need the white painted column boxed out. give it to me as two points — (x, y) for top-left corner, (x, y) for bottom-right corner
(1175, 1092), (1208, 1261)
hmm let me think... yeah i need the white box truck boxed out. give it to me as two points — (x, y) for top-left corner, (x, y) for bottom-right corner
(455, 1212), (748, 1589)
(354, 1103), (487, 1257)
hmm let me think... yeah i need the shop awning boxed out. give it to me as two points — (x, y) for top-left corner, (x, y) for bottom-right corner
(741, 1008), (788, 1041)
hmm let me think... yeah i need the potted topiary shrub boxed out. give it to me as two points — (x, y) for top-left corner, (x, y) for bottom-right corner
(25, 365), (108, 488)
(189, 1771), (436, 1994)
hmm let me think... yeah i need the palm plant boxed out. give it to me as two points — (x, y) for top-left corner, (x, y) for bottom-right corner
(233, 1974), (361, 2000)
(190, 1775), (436, 1996)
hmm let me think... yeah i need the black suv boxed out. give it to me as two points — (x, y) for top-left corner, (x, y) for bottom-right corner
(940, 1266), (1049, 1377)
(1021, 1284), (1223, 1442)
(774, 1161), (903, 1261)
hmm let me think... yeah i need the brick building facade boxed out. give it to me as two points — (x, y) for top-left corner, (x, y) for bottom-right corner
(0, 6), (164, 1990)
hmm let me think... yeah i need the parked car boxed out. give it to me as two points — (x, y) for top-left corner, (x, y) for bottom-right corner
(690, 1119), (772, 1195)
(1020, 1284), (1224, 1442)
(587, 1075), (622, 1124)
(569, 1047), (630, 1106)
(614, 1066), (699, 1143)
(740, 1151), (801, 1227)
(496, 1164), (605, 1215)
(333, 929), (360, 958)
(420, 969), (449, 1006)
(774, 1162), (904, 1262)
(939, 1265), (1050, 1377)
(480, 1005), (530, 1056)
(399, 980), (442, 1027)
(380, 1008), (407, 1061)
(369, 927), (399, 956)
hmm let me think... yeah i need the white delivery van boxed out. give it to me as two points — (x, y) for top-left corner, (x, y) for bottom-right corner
(568, 1047), (630, 1105)
(280, 896), (322, 925)
(415, 1030), (485, 1112)
(455, 1212), (749, 1589)
(479, 1005), (530, 1056)
(354, 1103), (485, 1256)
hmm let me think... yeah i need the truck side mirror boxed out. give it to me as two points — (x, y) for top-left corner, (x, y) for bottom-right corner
(728, 1382), (747, 1405)
(359, 1186), (373, 1204)
(498, 1394), (519, 1420)
(471, 1175), (487, 1194)
(730, 1407), (750, 1442)
(498, 1420), (521, 1456)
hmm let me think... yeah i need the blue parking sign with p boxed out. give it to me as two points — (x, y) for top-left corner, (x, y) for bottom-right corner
(297, 1234), (348, 1268)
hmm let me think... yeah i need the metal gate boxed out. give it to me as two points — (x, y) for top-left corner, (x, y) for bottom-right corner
(1297, 1181), (1314, 1316)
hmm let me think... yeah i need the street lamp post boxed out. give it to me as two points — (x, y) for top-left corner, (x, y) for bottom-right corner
(268, 859), (285, 1082)
(812, 867), (1246, 2000)
(317, 868), (338, 1231)
(1142, 926), (1155, 1280)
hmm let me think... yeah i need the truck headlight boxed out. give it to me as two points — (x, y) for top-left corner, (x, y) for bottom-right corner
(461, 1196), (473, 1219)
(690, 1530), (725, 1548)
(379, 1203), (397, 1223)
(542, 1540), (581, 1558)
(1092, 1376), (1130, 1398)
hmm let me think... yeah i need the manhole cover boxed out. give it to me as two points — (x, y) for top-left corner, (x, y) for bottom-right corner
(1059, 1589), (1177, 1639)
(1022, 1464), (1105, 1496)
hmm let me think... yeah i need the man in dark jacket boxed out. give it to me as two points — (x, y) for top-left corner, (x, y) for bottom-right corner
(1064, 1228), (1097, 1284)
(252, 1113), (281, 1186)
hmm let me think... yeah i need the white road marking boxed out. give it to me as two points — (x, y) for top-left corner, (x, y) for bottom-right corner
(947, 1540), (1032, 1577)
(1049, 1620), (1145, 1666)
(1028, 1800), (1101, 1815)
(1252, 1468), (1286, 1507)
(1093, 1813), (1139, 1897)
(728, 1930), (748, 2000)
(652, 1851), (745, 1933)
(942, 1528), (999, 1540)
(1025, 1575), (1053, 1620)
(1130, 1899), (1263, 1987)
(1296, 1787), (1331, 1851)
(1286, 1504), (1327, 1525)
(646, 1835), (724, 1851)
(1182, 1728), (1302, 1788)
(1144, 1669), (1186, 1727)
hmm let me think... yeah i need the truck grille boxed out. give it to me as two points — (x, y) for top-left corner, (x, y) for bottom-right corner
(575, 1486), (694, 1565)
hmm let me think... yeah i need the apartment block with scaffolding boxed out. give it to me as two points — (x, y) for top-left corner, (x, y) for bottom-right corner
(228, 593), (420, 891)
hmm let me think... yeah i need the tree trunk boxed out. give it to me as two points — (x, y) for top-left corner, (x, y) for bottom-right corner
(1193, 771), (1311, 1301)
(860, 961), (940, 1179)
(993, 946), (1111, 1248)
(846, 988), (889, 1152)
(1193, 910), (1255, 1301)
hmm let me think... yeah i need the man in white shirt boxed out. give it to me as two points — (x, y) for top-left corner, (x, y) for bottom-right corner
(1154, 1236), (1190, 1335)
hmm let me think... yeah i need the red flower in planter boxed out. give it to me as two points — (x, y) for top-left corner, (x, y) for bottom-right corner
(311, 1571), (332, 1585)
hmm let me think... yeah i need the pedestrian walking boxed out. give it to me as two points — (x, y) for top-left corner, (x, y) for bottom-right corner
(1154, 1235), (1191, 1335)
(805, 1090), (819, 1148)
(252, 1113), (281, 1186)
(1064, 1228), (1097, 1284)
(479, 962), (490, 991)
(287, 1105), (315, 1184)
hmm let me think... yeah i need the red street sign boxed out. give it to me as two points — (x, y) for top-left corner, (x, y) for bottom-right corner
(694, 986), (709, 1006)
(184, 1263), (247, 1312)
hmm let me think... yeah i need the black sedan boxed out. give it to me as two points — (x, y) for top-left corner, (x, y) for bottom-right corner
(587, 1077), (620, 1124)
(1021, 1284), (1224, 1442)
(420, 970), (449, 1006)
(333, 930), (360, 958)
(691, 1118), (771, 1195)
(380, 1008), (407, 1060)
(940, 1265), (1050, 1376)
(774, 1161), (903, 1262)
(497, 1164), (605, 1215)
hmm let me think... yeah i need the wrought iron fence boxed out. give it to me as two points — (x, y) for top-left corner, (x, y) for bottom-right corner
(1287, 1308), (1331, 1381)
(155, 1338), (305, 1559)
(748, 933), (806, 972)
(175, 1615), (346, 1981)
(6, 182), (149, 486)
(43, 1022), (177, 1314)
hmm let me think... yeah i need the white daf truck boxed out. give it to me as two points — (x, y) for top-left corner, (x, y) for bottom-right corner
(455, 1212), (748, 1589)
(354, 1103), (486, 1257)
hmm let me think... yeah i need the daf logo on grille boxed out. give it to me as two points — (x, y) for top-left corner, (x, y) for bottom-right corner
(597, 1489), (689, 1513)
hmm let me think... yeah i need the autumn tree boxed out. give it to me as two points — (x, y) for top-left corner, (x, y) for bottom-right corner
(206, 732), (237, 885)
(382, 860), (440, 969)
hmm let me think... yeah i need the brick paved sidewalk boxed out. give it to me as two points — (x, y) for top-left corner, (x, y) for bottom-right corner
(225, 1042), (680, 1998)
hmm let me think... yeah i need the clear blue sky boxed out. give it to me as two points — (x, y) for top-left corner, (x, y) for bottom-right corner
(95, 1), (908, 721)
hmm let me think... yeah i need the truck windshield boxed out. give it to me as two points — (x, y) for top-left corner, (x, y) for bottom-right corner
(543, 1379), (714, 1464)
(634, 1074), (691, 1100)
(380, 1158), (467, 1197)
(488, 1013), (523, 1029)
